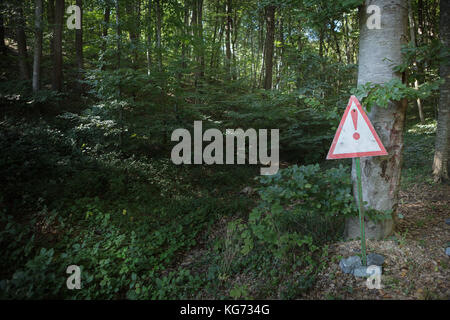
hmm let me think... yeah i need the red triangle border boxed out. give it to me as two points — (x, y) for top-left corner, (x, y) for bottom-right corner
(327, 96), (388, 159)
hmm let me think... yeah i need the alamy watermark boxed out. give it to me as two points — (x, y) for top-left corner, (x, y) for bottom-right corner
(171, 121), (279, 175)
(366, 5), (381, 30)
(66, 5), (81, 30)
(66, 265), (81, 290)
(366, 265), (383, 289)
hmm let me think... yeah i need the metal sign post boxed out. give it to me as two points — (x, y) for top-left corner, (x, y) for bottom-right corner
(355, 157), (366, 266)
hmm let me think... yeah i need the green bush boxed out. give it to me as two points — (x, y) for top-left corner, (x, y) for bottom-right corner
(250, 163), (355, 247)
(207, 164), (355, 299)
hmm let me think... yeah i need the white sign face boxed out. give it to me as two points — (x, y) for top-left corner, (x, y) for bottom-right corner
(327, 96), (387, 159)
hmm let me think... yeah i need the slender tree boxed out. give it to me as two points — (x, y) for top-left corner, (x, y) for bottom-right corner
(225, 0), (232, 78)
(155, 0), (162, 72)
(146, 0), (152, 75)
(16, 6), (30, 80)
(231, 4), (240, 80)
(296, 23), (303, 89)
(52, 0), (64, 92)
(115, 0), (124, 148)
(101, 2), (110, 70)
(48, 0), (55, 66)
(126, 0), (140, 66)
(197, 0), (204, 79)
(75, 0), (83, 72)
(346, 0), (408, 240)
(103, 3), (111, 39)
(263, 5), (275, 90)
(33, 0), (43, 93)
(408, 0), (425, 123)
(75, 0), (84, 91)
(432, 0), (450, 182)
(209, 0), (220, 70)
(116, 0), (121, 69)
(0, 13), (6, 55)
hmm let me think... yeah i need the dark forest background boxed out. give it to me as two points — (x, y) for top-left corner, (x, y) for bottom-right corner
(0, 0), (448, 299)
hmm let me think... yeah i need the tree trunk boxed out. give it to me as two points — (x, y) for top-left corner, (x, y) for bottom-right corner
(209, 0), (220, 70)
(116, 0), (121, 69)
(215, 9), (225, 70)
(198, 0), (204, 79)
(0, 13), (6, 55)
(319, 28), (324, 58)
(258, 11), (264, 87)
(101, 4), (110, 70)
(147, 0), (152, 75)
(345, 0), (408, 240)
(432, 0), (450, 182)
(126, 0), (140, 66)
(408, 0), (424, 123)
(103, 5), (110, 38)
(76, 0), (83, 72)
(275, 17), (284, 89)
(225, 0), (232, 79)
(296, 24), (302, 89)
(33, 0), (43, 93)
(48, 0), (55, 67)
(231, 7), (240, 80)
(344, 16), (352, 64)
(52, 0), (64, 92)
(155, 0), (162, 72)
(115, 0), (123, 148)
(263, 5), (275, 90)
(16, 7), (30, 80)
(331, 20), (342, 63)
(417, 0), (426, 43)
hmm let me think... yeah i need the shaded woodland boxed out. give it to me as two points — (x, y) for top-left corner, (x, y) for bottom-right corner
(0, 0), (448, 299)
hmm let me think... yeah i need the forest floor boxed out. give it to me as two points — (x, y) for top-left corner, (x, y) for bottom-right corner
(2, 81), (448, 299)
(183, 179), (450, 300)
(308, 182), (450, 300)
(176, 124), (450, 300)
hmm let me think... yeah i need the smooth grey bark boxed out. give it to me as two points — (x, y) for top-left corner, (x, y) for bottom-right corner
(33, 0), (43, 93)
(345, 0), (408, 240)
(432, 0), (450, 182)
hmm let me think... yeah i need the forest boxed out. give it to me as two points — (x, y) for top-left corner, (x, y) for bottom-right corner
(0, 0), (448, 300)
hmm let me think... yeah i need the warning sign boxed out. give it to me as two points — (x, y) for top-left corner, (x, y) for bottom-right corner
(327, 96), (387, 159)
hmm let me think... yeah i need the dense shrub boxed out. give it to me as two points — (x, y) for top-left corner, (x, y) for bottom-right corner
(207, 164), (357, 299)
(251, 163), (356, 246)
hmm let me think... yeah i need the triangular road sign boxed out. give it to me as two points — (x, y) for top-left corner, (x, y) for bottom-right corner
(327, 96), (388, 159)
